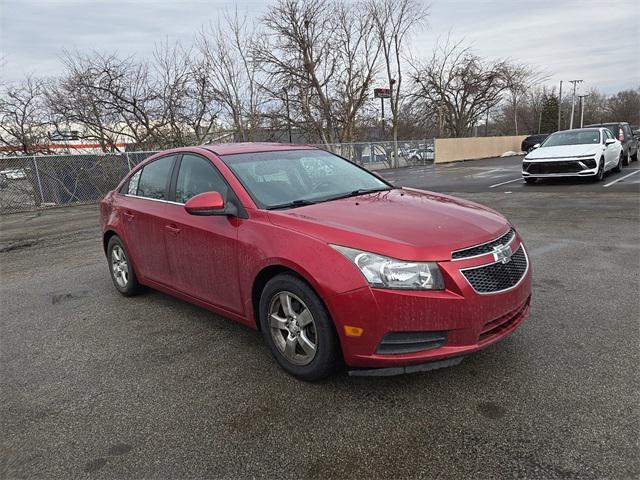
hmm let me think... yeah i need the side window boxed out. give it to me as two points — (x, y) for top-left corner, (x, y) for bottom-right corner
(137, 156), (174, 200)
(126, 170), (141, 195)
(175, 154), (229, 204)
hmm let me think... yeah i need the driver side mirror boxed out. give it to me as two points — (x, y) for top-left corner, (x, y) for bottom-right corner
(605, 139), (616, 146)
(184, 191), (235, 216)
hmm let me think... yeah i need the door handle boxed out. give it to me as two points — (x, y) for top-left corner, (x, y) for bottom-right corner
(123, 211), (135, 221)
(165, 224), (181, 235)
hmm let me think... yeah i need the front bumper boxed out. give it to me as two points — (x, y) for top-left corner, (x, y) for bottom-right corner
(522, 158), (598, 177)
(327, 235), (532, 369)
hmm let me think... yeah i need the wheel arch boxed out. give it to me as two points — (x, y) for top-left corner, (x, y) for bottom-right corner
(250, 263), (331, 332)
(103, 229), (119, 256)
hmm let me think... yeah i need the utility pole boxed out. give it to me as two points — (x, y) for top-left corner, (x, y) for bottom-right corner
(578, 94), (589, 128)
(568, 80), (583, 129)
(283, 87), (292, 143)
(557, 80), (563, 131)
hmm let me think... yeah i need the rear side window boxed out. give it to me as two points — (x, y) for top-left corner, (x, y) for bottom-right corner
(176, 154), (229, 204)
(137, 156), (174, 200)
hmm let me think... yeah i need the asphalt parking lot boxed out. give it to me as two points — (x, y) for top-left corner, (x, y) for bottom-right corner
(382, 155), (640, 193)
(1, 158), (639, 479)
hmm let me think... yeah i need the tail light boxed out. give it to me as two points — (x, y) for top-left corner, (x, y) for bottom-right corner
(618, 128), (624, 141)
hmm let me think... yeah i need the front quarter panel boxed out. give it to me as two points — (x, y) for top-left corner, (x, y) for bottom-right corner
(236, 209), (369, 325)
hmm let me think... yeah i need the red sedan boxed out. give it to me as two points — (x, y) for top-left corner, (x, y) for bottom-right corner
(100, 144), (531, 380)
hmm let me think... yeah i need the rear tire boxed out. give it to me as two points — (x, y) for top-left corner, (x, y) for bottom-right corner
(259, 274), (340, 381)
(613, 152), (622, 173)
(107, 235), (143, 296)
(632, 151), (638, 162)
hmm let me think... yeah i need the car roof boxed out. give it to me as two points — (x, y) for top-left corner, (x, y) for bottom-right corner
(585, 122), (627, 127)
(553, 128), (601, 134)
(201, 142), (317, 156)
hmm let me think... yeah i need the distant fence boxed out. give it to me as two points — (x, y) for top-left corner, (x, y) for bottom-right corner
(315, 140), (435, 170)
(0, 140), (435, 214)
(0, 152), (156, 214)
(434, 136), (526, 163)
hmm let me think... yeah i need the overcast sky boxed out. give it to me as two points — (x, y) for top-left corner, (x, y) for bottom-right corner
(1, 0), (638, 94)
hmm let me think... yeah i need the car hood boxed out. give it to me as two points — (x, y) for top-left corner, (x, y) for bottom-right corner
(267, 188), (510, 261)
(526, 144), (600, 159)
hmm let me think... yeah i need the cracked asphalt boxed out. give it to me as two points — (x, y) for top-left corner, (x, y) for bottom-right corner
(1, 177), (639, 478)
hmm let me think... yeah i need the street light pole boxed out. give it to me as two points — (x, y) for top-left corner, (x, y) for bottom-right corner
(557, 80), (563, 131)
(578, 94), (589, 128)
(283, 87), (292, 143)
(568, 80), (583, 129)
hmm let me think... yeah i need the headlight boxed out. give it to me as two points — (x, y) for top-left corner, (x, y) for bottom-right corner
(331, 245), (444, 290)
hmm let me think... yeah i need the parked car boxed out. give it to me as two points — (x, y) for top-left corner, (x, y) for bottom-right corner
(406, 144), (435, 165)
(521, 134), (549, 154)
(584, 122), (638, 165)
(522, 128), (623, 184)
(101, 143), (532, 380)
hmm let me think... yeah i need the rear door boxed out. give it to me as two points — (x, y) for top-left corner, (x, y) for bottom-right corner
(163, 153), (243, 314)
(121, 155), (176, 286)
(602, 130), (618, 168)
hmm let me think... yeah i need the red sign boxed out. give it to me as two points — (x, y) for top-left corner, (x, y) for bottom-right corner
(374, 88), (391, 99)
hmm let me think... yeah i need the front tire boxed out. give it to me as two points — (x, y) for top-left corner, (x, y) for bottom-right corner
(593, 157), (605, 182)
(623, 150), (630, 166)
(259, 274), (340, 381)
(107, 235), (142, 296)
(524, 177), (537, 185)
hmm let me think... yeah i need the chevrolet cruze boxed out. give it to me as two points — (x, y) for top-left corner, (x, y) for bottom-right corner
(100, 144), (532, 380)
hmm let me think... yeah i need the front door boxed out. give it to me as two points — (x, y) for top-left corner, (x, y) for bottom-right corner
(163, 153), (243, 314)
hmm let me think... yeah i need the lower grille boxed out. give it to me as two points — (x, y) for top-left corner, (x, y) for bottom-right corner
(479, 297), (530, 341)
(524, 160), (589, 174)
(462, 246), (528, 293)
(376, 331), (447, 354)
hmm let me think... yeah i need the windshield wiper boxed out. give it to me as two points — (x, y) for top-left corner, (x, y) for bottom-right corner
(267, 199), (317, 210)
(328, 187), (392, 201)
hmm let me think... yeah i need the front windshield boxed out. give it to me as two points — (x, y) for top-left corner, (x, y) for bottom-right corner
(221, 149), (390, 209)
(542, 130), (601, 147)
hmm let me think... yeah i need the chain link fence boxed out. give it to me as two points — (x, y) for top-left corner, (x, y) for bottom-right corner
(0, 140), (435, 214)
(314, 140), (435, 170)
(0, 152), (157, 214)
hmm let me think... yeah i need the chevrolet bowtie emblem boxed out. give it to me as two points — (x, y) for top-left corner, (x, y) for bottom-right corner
(492, 244), (513, 264)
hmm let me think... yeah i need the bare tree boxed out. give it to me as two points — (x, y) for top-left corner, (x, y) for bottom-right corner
(256, 0), (380, 145)
(153, 40), (222, 147)
(501, 62), (547, 135)
(368, 0), (428, 166)
(410, 38), (508, 138)
(198, 10), (264, 141)
(0, 76), (52, 155)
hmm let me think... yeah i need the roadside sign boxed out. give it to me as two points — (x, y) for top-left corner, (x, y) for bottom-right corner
(374, 88), (391, 99)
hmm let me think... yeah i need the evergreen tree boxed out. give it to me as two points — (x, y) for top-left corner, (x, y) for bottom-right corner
(540, 93), (559, 133)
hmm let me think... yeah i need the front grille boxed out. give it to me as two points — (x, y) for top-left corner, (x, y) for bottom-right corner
(376, 331), (447, 354)
(452, 228), (514, 260)
(524, 161), (584, 174)
(479, 297), (530, 341)
(462, 246), (528, 293)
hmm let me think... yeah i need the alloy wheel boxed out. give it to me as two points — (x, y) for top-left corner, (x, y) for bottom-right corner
(111, 245), (129, 288)
(268, 291), (318, 366)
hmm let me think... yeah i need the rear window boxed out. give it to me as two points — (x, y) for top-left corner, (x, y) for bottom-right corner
(137, 156), (174, 200)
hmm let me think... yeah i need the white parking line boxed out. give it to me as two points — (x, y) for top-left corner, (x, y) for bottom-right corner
(489, 178), (522, 188)
(603, 169), (640, 187)
(474, 168), (504, 177)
